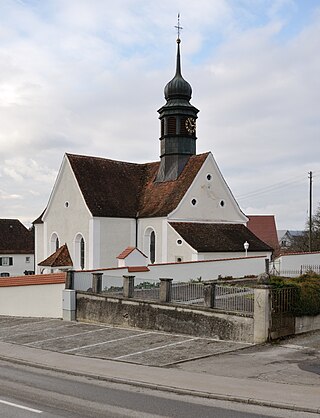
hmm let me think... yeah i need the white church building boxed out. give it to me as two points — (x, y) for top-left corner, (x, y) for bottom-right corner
(34, 37), (272, 273)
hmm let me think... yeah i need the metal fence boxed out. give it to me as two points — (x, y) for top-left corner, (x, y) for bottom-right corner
(272, 264), (320, 277)
(214, 285), (254, 313)
(171, 282), (204, 305)
(271, 287), (298, 314)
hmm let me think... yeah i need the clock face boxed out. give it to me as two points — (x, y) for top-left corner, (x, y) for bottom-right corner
(185, 117), (196, 134)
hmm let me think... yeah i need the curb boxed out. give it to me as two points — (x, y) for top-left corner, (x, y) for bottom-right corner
(0, 354), (319, 415)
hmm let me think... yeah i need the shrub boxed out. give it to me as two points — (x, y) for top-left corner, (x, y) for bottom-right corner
(270, 274), (320, 316)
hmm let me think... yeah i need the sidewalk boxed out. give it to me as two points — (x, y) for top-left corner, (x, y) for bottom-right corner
(0, 341), (319, 414)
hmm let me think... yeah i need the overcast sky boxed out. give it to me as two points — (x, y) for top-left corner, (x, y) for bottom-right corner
(1, 0), (320, 230)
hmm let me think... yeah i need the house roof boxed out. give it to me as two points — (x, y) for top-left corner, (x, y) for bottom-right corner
(0, 219), (34, 254)
(63, 152), (209, 219)
(38, 244), (73, 267)
(117, 246), (147, 259)
(169, 222), (273, 253)
(247, 215), (280, 253)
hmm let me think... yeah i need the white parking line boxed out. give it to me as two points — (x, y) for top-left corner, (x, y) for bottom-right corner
(113, 338), (198, 359)
(25, 327), (112, 345)
(63, 332), (153, 352)
(0, 399), (42, 413)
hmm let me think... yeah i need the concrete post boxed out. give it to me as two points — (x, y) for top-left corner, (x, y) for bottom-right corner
(254, 285), (271, 343)
(92, 272), (103, 294)
(123, 275), (135, 298)
(62, 289), (76, 321)
(204, 283), (216, 308)
(65, 270), (74, 289)
(265, 259), (270, 275)
(159, 278), (173, 303)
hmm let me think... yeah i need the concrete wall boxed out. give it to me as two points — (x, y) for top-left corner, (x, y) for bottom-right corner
(295, 314), (320, 334)
(0, 253), (34, 277)
(0, 282), (65, 317)
(76, 292), (254, 342)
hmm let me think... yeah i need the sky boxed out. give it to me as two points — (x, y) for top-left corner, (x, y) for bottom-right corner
(1, 0), (320, 230)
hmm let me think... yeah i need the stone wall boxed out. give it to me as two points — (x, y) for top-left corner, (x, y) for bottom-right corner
(76, 292), (254, 343)
(295, 314), (320, 334)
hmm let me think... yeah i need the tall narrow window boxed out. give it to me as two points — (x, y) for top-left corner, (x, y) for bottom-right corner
(80, 238), (85, 270)
(51, 233), (60, 254)
(150, 231), (155, 264)
(55, 237), (59, 251)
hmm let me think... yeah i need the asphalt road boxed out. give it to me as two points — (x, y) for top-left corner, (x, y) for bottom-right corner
(0, 360), (317, 418)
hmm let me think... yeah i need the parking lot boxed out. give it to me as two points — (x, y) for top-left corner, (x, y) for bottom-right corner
(0, 316), (250, 367)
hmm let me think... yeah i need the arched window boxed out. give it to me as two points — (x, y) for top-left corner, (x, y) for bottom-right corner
(150, 231), (155, 264)
(144, 228), (156, 264)
(74, 233), (85, 270)
(80, 238), (85, 270)
(50, 233), (60, 254)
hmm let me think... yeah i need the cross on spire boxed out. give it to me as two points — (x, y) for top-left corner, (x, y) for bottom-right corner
(175, 13), (183, 40)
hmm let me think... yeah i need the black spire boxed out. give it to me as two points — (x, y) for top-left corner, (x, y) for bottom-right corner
(156, 22), (199, 182)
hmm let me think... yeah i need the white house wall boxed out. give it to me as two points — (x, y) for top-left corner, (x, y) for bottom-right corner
(0, 254), (34, 277)
(34, 223), (44, 272)
(275, 252), (320, 272)
(138, 217), (165, 263)
(167, 223), (197, 263)
(169, 153), (247, 224)
(99, 217), (136, 268)
(41, 157), (91, 270)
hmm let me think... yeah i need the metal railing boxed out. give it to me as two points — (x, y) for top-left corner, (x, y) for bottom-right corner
(272, 265), (320, 277)
(214, 285), (254, 313)
(171, 282), (204, 305)
(271, 287), (298, 314)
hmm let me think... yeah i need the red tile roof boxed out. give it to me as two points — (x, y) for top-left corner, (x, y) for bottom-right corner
(0, 219), (34, 254)
(38, 244), (73, 267)
(62, 152), (209, 218)
(0, 273), (66, 287)
(169, 222), (273, 252)
(127, 266), (150, 272)
(247, 215), (280, 255)
(117, 247), (147, 259)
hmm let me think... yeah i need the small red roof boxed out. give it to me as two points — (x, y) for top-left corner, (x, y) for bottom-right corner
(38, 244), (73, 267)
(117, 246), (147, 259)
(128, 266), (150, 272)
(0, 273), (66, 287)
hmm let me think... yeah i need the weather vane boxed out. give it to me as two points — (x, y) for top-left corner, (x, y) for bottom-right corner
(175, 13), (183, 40)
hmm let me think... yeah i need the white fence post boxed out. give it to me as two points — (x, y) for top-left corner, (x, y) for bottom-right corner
(253, 286), (271, 343)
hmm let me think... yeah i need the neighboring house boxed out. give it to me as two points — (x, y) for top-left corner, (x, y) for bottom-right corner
(0, 219), (34, 277)
(247, 215), (280, 257)
(34, 37), (272, 273)
(277, 230), (304, 251)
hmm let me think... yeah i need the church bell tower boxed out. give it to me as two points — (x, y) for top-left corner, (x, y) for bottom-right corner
(156, 23), (199, 182)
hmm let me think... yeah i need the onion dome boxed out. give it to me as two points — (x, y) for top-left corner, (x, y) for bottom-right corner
(164, 39), (192, 101)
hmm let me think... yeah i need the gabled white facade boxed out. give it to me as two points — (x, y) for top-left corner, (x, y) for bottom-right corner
(35, 152), (268, 273)
(169, 153), (247, 224)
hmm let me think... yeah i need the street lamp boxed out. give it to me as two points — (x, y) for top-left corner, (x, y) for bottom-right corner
(244, 241), (249, 257)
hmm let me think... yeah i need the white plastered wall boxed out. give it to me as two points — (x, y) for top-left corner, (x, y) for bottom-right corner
(41, 156), (91, 271)
(99, 217), (136, 268)
(169, 153), (248, 224)
(198, 251), (272, 260)
(138, 217), (165, 263)
(167, 223), (197, 263)
(0, 283), (65, 317)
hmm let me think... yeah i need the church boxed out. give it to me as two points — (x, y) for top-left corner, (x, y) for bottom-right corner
(34, 36), (271, 273)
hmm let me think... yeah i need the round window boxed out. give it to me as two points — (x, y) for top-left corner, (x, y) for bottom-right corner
(220, 200), (225, 207)
(65, 201), (69, 208)
(191, 198), (197, 206)
(206, 174), (212, 181)
(177, 239), (183, 245)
